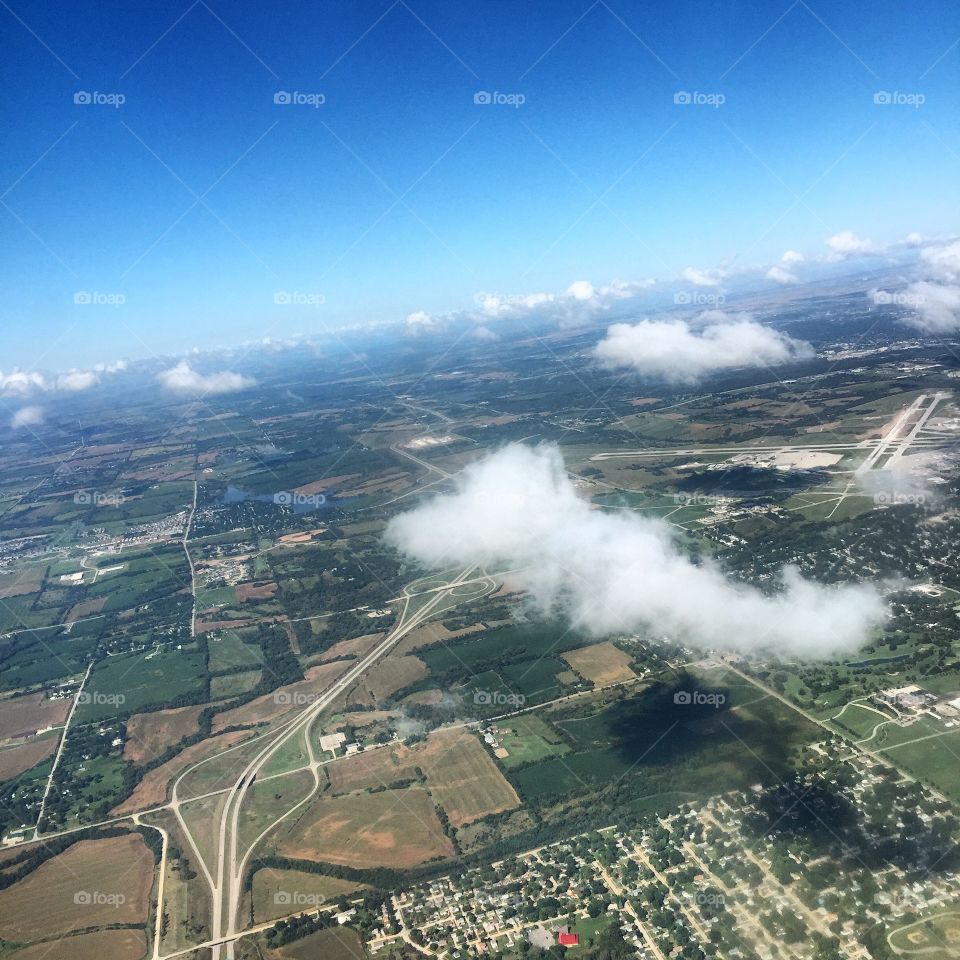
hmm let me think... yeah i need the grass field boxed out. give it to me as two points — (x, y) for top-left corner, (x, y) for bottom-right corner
(418, 728), (520, 827)
(276, 785), (453, 869)
(0, 833), (154, 942)
(419, 622), (587, 676)
(207, 629), (265, 672)
(496, 714), (571, 769)
(78, 647), (207, 723)
(347, 655), (426, 705)
(178, 791), (229, 881)
(562, 641), (637, 686)
(827, 701), (891, 740)
(258, 730), (309, 779)
(888, 908), (960, 958)
(123, 704), (204, 764)
(142, 811), (213, 954)
(0, 692), (70, 739)
(512, 679), (819, 806)
(327, 743), (422, 795)
(212, 661), (351, 732)
(266, 926), (366, 960)
(880, 728), (960, 802)
(501, 657), (572, 704)
(112, 729), (251, 813)
(173, 731), (270, 801)
(0, 732), (57, 781)
(238, 768), (315, 854)
(8, 929), (147, 960)
(250, 867), (364, 923)
(210, 670), (261, 699)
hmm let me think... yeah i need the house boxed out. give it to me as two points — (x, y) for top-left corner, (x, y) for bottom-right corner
(559, 933), (579, 947)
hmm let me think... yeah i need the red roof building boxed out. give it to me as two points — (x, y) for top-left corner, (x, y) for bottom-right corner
(558, 933), (579, 947)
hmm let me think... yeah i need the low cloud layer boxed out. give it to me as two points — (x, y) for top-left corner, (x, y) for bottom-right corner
(680, 266), (726, 288)
(593, 312), (814, 382)
(386, 444), (887, 658)
(10, 405), (44, 429)
(874, 240), (960, 333)
(0, 361), (126, 397)
(406, 277), (656, 335)
(157, 361), (255, 395)
(825, 230), (877, 260)
(56, 370), (99, 392)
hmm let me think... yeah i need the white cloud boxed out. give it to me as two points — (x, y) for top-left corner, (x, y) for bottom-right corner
(766, 264), (799, 285)
(385, 444), (887, 657)
(157, 361), (255, 395)
(780, 249), (805, 264)
(0, 370), (49, 395)
(920, 240), (960, 283)
(404, 310), (445, 337)
(407, 278), (656, 335)
(0, 361), (125, 397)
(475, 278), (654, 326)
(905, 232), (924, 247)
(593, 311), (814, 382)
(470, 325), (499, 342)
(891, 241), (960, 333)
(903, 281), (960, 333)
(680, 266), (726, 288)
(93, 359), (128, 374)
(825, 230), (877, 260)
(11, 405), (44, 429)
(56, 370), (99, 392)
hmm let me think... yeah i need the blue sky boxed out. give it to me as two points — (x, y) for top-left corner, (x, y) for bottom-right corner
(1, 0), (958, 368)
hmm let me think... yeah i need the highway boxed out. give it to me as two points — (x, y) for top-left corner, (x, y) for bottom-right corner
(175, 564), (494, 959)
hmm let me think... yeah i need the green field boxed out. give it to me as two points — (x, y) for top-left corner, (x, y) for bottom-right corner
(77, 646), (208, 722)
(501, 656), (572, 704)
(210, 670), (261, 699)
(829, 701), (892, 740)
(880, 729), (960, 803)
(208, 629), (264, 672)
(497, 714), (571, 768)
(511, 676), (819, 807)
(420, 622), (587, 676)
(888, 907), (960, 958)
